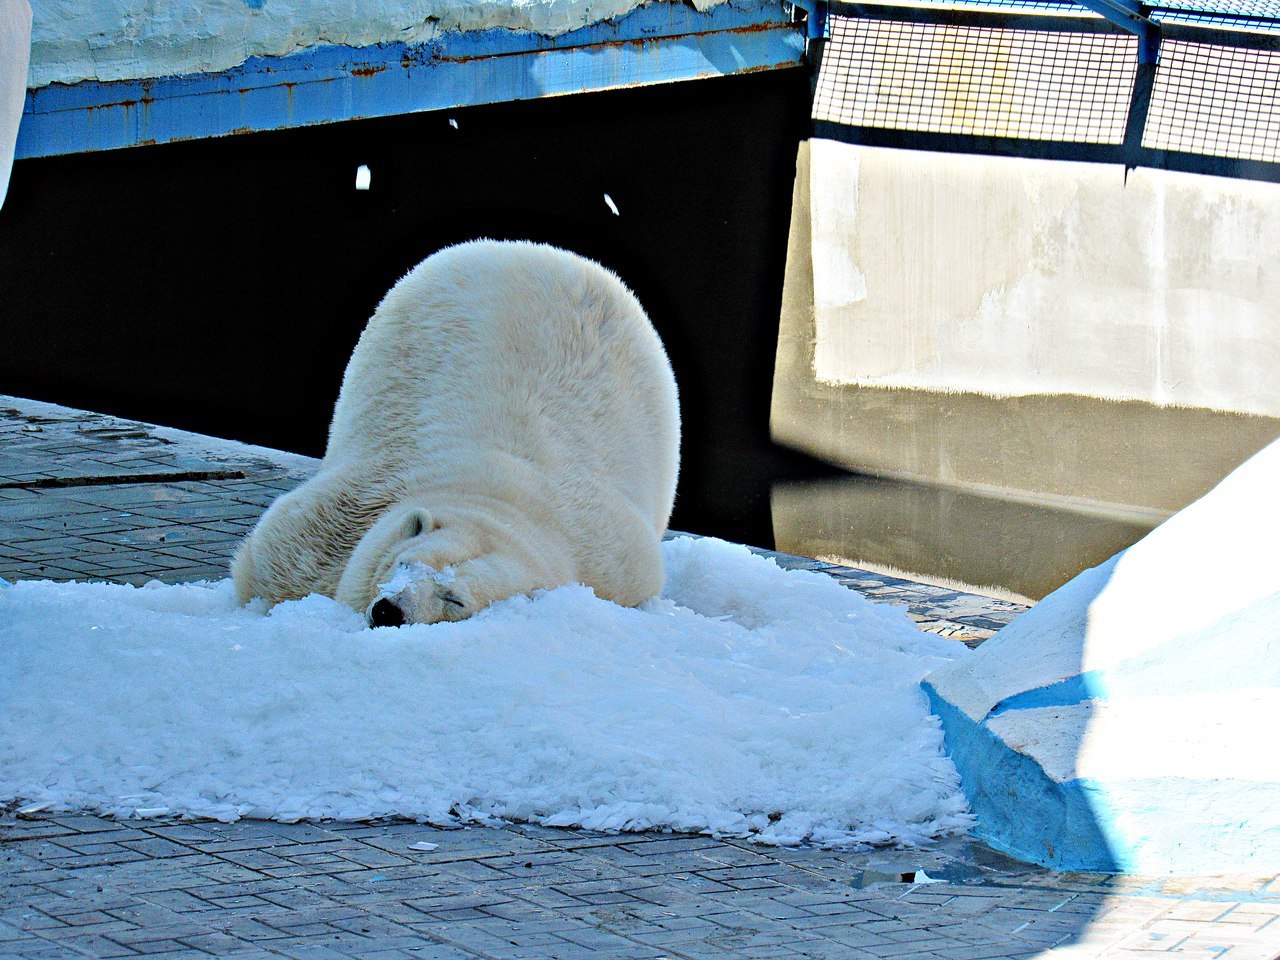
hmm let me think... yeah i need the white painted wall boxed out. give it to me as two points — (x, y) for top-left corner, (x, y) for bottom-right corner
(810, 139), (1280, 418)
(27, 0), (725, 89)
(0, 0), (30, 206)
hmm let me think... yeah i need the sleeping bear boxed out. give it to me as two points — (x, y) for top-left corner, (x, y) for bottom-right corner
(232, 240), (680, 625)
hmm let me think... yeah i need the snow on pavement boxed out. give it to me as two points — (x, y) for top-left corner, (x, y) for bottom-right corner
(0, 536), (972, 846)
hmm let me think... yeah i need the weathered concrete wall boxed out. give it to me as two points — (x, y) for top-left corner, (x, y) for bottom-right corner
(810, 140), (1280, 415)
(773, 139), (1280, 515)
(26, 0), (728, 88)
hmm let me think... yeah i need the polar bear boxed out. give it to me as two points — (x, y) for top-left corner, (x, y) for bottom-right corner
(232, 240), (680, 626)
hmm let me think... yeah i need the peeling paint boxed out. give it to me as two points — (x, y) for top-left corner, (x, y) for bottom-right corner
(18, 2), (803, 158)
(27, 0), (733, 89)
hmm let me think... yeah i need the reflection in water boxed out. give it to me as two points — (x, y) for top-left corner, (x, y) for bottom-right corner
(845, 835), (1036, 888)
(771, 473), (1164, 602)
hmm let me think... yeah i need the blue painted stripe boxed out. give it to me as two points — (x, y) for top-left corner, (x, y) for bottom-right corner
(925, 677), (1280, 873)
(17, 0), (803, 159)
(986, 670), (1111, 717)
(922, 678), (1126, 872)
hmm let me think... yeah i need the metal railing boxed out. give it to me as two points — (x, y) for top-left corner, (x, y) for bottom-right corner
(806, 0), (1280, 178)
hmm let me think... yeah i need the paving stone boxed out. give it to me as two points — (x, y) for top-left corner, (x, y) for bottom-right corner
(39, 933), (140, 957)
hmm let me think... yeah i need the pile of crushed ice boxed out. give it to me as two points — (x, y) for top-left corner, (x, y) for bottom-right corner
(0, 536), (972, 846)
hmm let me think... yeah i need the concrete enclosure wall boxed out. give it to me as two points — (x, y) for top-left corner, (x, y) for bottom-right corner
(774, 139), (1280, 516)
(810, 140), (1280, 416)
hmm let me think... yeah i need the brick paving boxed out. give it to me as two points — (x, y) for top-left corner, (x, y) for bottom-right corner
(2, 395), (1278, 960)
(0, 398), (315, 588)
(0, 397), (1024, 646)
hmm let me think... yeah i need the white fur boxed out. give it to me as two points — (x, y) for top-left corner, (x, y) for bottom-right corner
(232, 240), (680, 623)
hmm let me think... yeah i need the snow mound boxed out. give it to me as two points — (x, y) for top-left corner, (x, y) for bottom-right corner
(0, 536), (971, 846)
(924, 436), (1280, 873)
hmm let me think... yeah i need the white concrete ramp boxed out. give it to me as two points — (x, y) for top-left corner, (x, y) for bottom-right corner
(924, 437), (1280, 874)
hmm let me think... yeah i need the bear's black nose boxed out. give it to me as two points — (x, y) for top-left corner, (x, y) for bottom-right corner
(370, 598), (406, 627)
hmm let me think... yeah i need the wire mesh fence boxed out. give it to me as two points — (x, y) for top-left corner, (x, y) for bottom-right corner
(835, 0), (1091, 14)
(1153, 11), (1280, 35)
(1143, 40), (1280, 160)
(813, 5), (1280, 169)
(813, 15), (1137, 142)
(1156, 0), (1280, 19)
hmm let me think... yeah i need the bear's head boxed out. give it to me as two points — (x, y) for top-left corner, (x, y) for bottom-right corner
(336, 500), (569, 626)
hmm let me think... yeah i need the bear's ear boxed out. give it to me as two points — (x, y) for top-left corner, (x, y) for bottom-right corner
(405, 509), (436, 539)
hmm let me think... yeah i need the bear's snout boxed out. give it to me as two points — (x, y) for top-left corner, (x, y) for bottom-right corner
(369, 597), (406, 628)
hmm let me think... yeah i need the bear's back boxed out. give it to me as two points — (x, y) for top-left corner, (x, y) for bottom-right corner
(326, 241), (679, 532)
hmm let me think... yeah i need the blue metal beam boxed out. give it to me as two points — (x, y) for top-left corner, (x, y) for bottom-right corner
(787, 0), (829, 39)
(1071, 0), (1161, 60)
(17, 0), (803, 159)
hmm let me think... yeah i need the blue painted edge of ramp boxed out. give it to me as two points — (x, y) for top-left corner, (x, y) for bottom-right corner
(925, 676), (1280, 874)
(921, 679), (1126, 873)
(17, 0), (803, 159)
